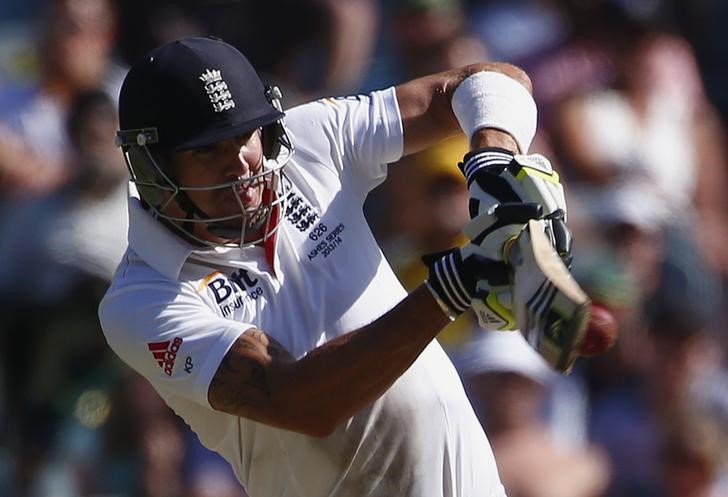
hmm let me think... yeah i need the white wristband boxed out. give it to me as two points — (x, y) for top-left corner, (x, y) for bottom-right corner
(451, 71), (537, 153)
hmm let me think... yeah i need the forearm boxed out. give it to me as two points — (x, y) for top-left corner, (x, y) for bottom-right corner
(285, 284), (448, 433)
(470, 128), (519, 153)
(209, 284), (449, 437)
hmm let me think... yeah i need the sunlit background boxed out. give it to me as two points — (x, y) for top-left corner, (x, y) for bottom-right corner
(1, 1), (728, 496)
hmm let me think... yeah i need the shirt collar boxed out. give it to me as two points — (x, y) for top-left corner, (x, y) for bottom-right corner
(127, 183), (196, 280)
(126, 183), (282, 280)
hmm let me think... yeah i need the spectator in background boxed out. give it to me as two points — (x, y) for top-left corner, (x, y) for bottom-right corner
(0, 0), (126, 468)
(389, 0), (488, 80)
(376, 138), (473, 349)
(455, 330), (611, 497)
(0, 0), (124, 195)
(381, 139), (470, 276)
(552, 27), (728, 281)
(0, 0), (125, 301)
(657, 412), (728, 497)
(543, 27), (728, 435)
(0, 81), (139, 494)
(200, 0), (379, 104)
(569, 240), (652, 404)
(47, 89), (129, 284)
(0, 88), (128, 497)
(589, 281), (728, 497)
(525, 0), (642, 111)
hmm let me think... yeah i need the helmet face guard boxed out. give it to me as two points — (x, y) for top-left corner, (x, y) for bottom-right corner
(115, 37), (295, 248)
(116, 93), (294, 248)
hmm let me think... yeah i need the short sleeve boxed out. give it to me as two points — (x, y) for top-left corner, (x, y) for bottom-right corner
(341, 87), (404, 169)
(284, 87), (404, 198)
(99, 281), (252, 409)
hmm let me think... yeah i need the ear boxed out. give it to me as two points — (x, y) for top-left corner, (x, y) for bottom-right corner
(262, 123), (284, 160)
(126, 146), (174, 208)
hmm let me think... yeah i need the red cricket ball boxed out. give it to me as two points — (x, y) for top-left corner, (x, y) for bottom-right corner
(578, 303), (619, 357)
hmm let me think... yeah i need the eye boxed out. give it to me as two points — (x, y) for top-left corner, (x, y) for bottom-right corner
(193, 144), (217, 156)
(235, 130), (256, 145)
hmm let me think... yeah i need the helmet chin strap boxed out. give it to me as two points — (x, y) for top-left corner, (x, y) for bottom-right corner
(169, 189), (223, 239)
(174, 185), (272, 243)
(207, 207), (268, 240)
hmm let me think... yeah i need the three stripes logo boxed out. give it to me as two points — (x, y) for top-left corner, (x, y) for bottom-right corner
(148, 337), (183, 376)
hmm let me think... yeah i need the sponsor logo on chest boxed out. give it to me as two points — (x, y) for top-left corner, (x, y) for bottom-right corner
(199, 268), (265, 317)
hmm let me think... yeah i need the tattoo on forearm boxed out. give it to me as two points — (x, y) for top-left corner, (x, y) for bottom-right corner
(209, 329), (291, 413)
(248, 361), (270, 397)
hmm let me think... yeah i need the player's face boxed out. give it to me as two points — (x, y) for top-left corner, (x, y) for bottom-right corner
(171, 130), (266, 242)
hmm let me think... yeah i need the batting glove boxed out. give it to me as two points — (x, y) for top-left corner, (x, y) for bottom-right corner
(425, 204), (540, 329)
(424, 245), (510, 323)
(459, 147), (567, 221)
(459, 149), (587, 371)
(459, 148), (572, 265)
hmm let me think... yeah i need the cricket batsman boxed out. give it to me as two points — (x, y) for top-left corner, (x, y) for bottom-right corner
(100, 36), (593, 496)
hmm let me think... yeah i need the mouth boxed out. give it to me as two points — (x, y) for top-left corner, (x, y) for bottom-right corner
(206, 181), (270, 241)
(235, 175), (266, 206)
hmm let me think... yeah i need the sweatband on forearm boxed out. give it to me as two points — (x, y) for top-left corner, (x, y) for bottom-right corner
(451, 71), (537, 154)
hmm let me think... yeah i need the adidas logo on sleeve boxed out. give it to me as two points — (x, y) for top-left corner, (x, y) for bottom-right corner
(148, 337), (183, 376)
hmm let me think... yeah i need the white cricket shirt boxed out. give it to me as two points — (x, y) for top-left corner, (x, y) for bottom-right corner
(100, 88), (505, 497)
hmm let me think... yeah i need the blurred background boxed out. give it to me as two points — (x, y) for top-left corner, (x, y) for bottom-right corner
(1, 0), (728, 496)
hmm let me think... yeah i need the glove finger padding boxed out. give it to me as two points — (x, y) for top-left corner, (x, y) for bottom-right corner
(543, 209), (573, 267)
(507, 219), (591, 373)
(459, 148), (567, 221)
(463, 202), (542, 260)
(507, 154), (566, 220)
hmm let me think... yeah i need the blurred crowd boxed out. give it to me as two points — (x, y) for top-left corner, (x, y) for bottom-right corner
(1, 0), (728, 496)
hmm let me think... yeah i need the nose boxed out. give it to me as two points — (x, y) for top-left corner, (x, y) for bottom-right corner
(223, 136), (257, 179)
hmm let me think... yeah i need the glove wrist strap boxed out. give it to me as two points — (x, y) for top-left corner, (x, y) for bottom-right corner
(424, 280), (459, 322)
(460, 148), (514, 186)
(424, 249), (471, 319)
